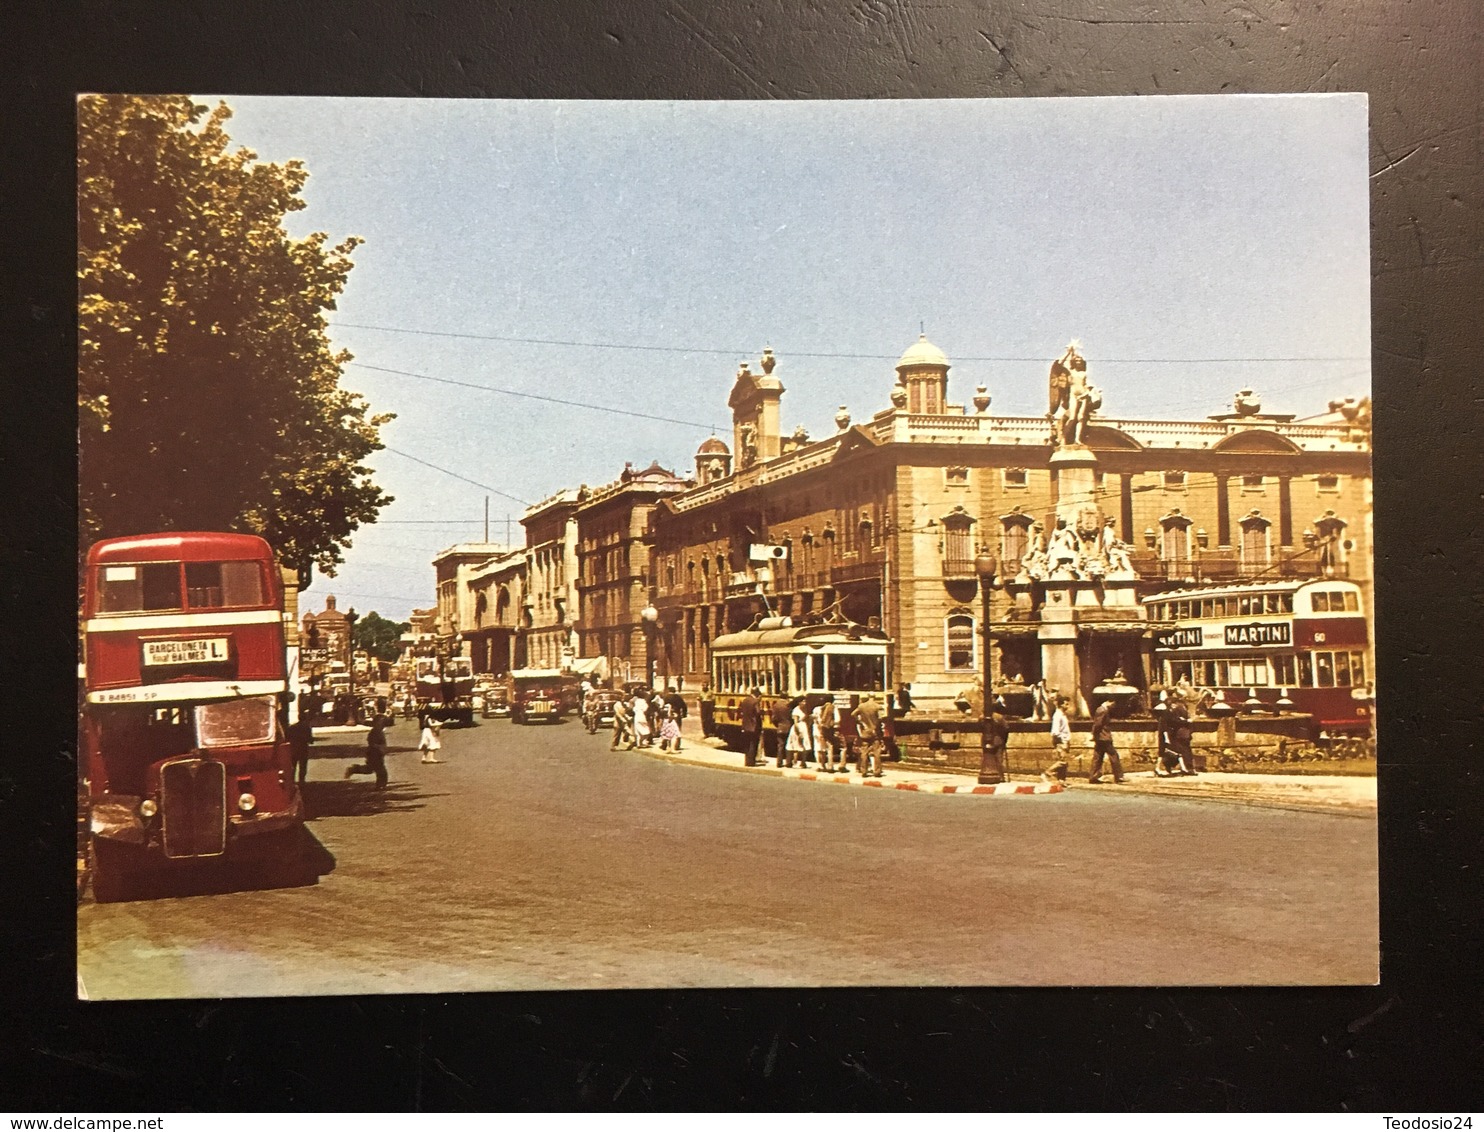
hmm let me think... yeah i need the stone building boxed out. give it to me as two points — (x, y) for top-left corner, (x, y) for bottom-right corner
(574, 461), (692, 685)
(432, 541), (509, 647)
(519, 489), (582, 670)
(460, 547), (527, 676)
(646, 338), (1372, 713)
(301, 594), (352, 670)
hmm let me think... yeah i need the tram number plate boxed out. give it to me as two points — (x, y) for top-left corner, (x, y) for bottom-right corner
(143, 637), (230, 666)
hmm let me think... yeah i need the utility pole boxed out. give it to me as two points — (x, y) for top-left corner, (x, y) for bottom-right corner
(484, 496), (489, 543)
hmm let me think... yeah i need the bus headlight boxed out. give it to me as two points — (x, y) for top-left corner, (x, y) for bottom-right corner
(139, 798), (158, 819)
(237, 792), (257, 813)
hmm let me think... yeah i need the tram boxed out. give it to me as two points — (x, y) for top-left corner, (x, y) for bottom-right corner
(708, 616), (892, 750)
(1143, 578), (1372, 734)
(80, 532), (303, 901)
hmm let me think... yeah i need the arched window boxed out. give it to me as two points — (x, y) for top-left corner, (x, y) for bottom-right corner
(474, 591), (488, 626)
(945, 611), (977, 671)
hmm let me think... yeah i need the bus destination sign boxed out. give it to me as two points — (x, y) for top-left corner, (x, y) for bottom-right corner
(1224, 622), (1291, 646)
(142, 637), (231, 666)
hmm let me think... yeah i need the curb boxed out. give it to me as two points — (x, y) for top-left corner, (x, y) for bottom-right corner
(635, 747), (1064, 796)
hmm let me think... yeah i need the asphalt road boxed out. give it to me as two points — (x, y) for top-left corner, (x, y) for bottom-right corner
(77, 715), (1378, 999)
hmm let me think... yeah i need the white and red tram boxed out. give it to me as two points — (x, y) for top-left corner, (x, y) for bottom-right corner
(1143, 579), (1371, 734)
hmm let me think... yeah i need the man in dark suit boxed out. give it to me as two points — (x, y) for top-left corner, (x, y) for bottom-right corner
(738, 687), (762, 767)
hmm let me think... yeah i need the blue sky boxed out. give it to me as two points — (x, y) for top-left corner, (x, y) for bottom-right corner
(217, 95), (1371, 621)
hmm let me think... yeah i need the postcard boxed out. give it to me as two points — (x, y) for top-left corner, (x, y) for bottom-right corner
(77, 94), (1375, 998)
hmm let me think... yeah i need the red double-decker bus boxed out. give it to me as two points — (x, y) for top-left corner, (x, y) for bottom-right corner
(80, 532), (303, 901)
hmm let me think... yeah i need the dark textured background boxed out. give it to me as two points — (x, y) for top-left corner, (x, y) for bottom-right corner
(3, 0), (1480, 1111)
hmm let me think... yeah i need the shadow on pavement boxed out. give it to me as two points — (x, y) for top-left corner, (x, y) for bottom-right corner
(308, 742), (422, 761)
(86, 824), (337, 905)
(301, 779), (448, 819)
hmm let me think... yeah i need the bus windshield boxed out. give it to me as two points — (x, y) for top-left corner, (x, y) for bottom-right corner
(194, 696), (278, 748)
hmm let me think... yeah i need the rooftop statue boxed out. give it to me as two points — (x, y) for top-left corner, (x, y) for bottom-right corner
(1048, 342), (1101, 447)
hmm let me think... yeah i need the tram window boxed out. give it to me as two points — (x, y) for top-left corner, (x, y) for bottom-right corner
(1334, 652), (1352, 687)
(811, 654), (826, 690)
(1351, 652), (1366, 683)
(1273, 656), (1297, 686)
(1311, 592), (1329, 612)
(1298, 654), (1314, 687)
(828, 654), (883, 692)
(793, 656), (807, 693)
(1344, 592), (1359, 612)
(1278, 593), (1293, 613)
(1264, 594), (1282, 614)
(1210, 597), (1224, 617)
(1315, 653), (1335, 687)
(1168, 661), (1193, 683)
(1214, 660), (1229, 686)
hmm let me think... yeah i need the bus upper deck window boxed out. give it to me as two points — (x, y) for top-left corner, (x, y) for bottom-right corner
(1344, 591), (1359, 612)
(97, 561), (183, 612)
(185, 560), (265, 609)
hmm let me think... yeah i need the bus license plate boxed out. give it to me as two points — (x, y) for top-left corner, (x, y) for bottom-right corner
(143, 637), (230, 666)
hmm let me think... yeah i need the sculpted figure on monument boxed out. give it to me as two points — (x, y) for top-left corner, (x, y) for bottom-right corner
(739, 422), (758, 469)
(1100, 516), (1134, 575)
(1021, 521), (1049, 580)
(1048, 343), (1101, 447)
(1048, 518), (1082, 576)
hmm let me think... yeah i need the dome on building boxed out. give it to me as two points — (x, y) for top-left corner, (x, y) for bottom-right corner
(697, 435), (730, 456)
(896, 334), (950, 372)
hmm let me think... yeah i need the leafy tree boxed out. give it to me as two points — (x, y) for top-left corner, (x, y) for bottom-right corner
(353, 611), (411, 663)
(78, 94), (392, 574)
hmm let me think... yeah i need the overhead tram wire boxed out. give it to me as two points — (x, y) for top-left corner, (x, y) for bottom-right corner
(349, 362), (724, 432)
(330, 321), (1368, 365)
(380, 446), (533, 507)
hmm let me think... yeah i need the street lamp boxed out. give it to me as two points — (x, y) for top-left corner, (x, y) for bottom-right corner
(974, 551), (1005, 784)
(640, 603), (659, 690)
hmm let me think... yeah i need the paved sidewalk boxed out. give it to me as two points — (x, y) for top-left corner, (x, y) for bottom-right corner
(619, 715), (1376, 813)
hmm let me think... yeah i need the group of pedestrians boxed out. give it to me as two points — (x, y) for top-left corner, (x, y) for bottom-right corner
(1037, 692), (1197, 784)
(342, 711), (444, 789)
(608, 684), (688, 752)
(735, 688), (888, 776)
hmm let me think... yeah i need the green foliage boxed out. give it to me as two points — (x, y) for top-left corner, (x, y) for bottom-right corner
(353, 611), (411, 663)
(78, 94), (392, 573)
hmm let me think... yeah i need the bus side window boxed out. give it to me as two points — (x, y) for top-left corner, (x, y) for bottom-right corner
(1350, 652), (1366, 683)
(1298, 654), (1313, 687)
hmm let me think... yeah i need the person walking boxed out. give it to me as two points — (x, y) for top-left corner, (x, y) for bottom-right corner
(345, 711), (392, 788)
(664, 685), (688, 750)
(418, 716), (443, 764)
(658, 700), (682, 751)
(784, 697), (811, 769)
(611, 695), (633, 750)
(698, 682), (717, 738)
(1087, 698), (1126, 783)
(838, 694), (860, 772)
(1044, 697), (1072, 785)
(631, 691), (652, 749)
(815, 696), (842, 773)
(768, 697), (793, 767)
(738, 687), (762, 766)
(980, 697), (1010, 785)
(1167, 701), (1198, 776)
(287, 713), (314, 786)
(853, 693), (885, 777)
